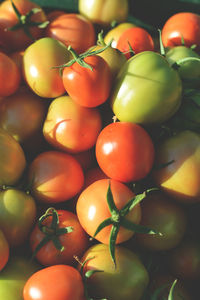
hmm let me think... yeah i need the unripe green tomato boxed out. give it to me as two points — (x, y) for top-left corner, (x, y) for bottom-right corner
(166, 45), (200, 88)
(78, 0), (128, 26)
(23, 37), (71, 98)
(111, 51), (182, 124)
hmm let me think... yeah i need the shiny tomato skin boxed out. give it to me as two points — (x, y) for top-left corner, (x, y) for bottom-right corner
(30, 209), (89, 266)
(79, 243), (149, 300)
(0, 229), (9, 271)
(161, 12), (200, 51)
(28, 150), (84, 204)
(43, 95), (102, 153)
(153, 130), (200, 203)
(23, 264), (85, 300)
(95, 122), (155, 183)
(0, 0), (47, 52)
(0, 128), (26, 186)
(46, 13), (95, 54)
(0, 52), (21, 97)
(76, 179), (141, 244)
(116, 27), (155, 59)
(62, 55), (112, 108)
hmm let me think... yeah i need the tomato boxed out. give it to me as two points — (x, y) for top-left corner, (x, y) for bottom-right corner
(79, 243), (149, 300)
(9, 50), (24, 77)
(153, 130), (200, 203)
(0, 86), (48, 145)
(0, 51), (21, 97)
(0, 255), (40, 300)
(78, 0), (129, 26)
(161, 12), (200, 51)
(104, 22), (136, 48)
(62, 54), (112, 108)
(0, 188), (36, 246)
(136, 191), (187, 251)
(0, 0), (47, 52)
(0, 128), (26, 186)
(43, 95), (102, 153)
(46, 13), (96, 54)
(30, 208), (89, 266)
(0, 229), (9, 271)
(76, 179), (141, 245)
(23, 264), (85, 300)
(46, 10), (66, 22)
(95, 122), (155, 183)
(28, 150), (84, 203)
(110, 51), (182, 124)
(116, 27), (155, 59)
(72, 148), (96, 171)
(23, 37), (71, 98)
(84, 166), (108, 189)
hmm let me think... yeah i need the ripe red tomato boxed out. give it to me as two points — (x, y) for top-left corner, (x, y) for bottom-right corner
(46, 13), (96, 54)
(62, 55), (112, 108)
(30, 208), (89, 266)
(28, 150), (84, 204)
(0, 229), (9, 271)
(23, 264), (85, 300)
(76, 179), (141, 245)
(0, 51), (21, 97)
(116, 27), (155, 59)
(95, 122), (155, 183)
(161, 12), (200, 51)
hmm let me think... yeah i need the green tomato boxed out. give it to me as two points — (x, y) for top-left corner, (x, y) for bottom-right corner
(0, 255), (40, 300)
(78, 0), (129, 26)
(166, 45), (200, 88)
(79, 243), (149, 300)
(0, 188), (36, 246)
(110, 51), (182, 124)
(23, 37), (71, 98)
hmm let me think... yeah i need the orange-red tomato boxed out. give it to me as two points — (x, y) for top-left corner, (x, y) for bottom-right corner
(76, 179), (141, 245)
(46, 13), (96, 54)
(0, 229), (9, 271)
(28, 150), (84, 204)
(0, 52), (21, 97)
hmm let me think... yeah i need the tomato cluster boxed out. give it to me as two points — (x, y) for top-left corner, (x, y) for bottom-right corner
(0, 1), (200, 300)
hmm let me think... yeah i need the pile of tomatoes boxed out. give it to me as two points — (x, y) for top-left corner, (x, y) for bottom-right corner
(0, 0), (200, 299)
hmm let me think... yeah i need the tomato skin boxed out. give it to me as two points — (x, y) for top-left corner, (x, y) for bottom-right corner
(23, 264), (85, 300)
(111, 51), (182, 124)
(153, 130), (200, 203)
(46, 13), (96, 54)
(78, 0), (129, 26)
(30, 209), (89, 266)
(23, 37), (71, 98)
(0, 128), (26, 186)
(0, 188), (37, 246)
(0, 229), (9, 271)
(136, 191), (187, 251)
(76, 179), (141, 244)
(161, 12), (200, 51)
(29, 150), (84, 204)
(62, 55), (112, 108)
(116, 27), (155, 59)
(95, 122), (155, 183)
(0, 52), (21, 97)
(0, 0), (47, 52)
(79, 243), (149, 300)
(43, 95), (102, 153)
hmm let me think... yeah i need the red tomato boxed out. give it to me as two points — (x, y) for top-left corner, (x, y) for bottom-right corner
(0, 0), (47, 52)
(30, 209), (89, 266)
(23, 264), (85, 300)
(161, 12), (200, 51)
(43, 95), (102, 153)
(95, 122), (155, 183)
(46, 13), (95, 54)
(28, 150), (84, 204)
(76, 179), (141, 245)
(0, 52), (21, 97)
(46, 10), (66, 22)
(62, 55), (112, 108)
(0, 229), (9, 271)
(116, 27), (155, 59)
